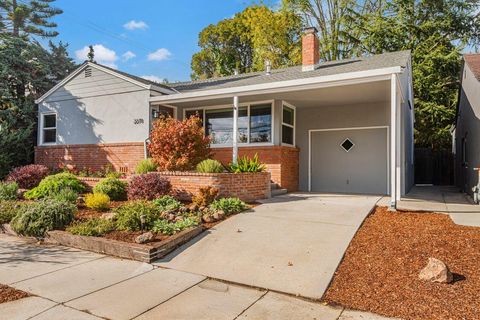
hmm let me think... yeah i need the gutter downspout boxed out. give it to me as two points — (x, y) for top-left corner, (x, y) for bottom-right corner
(144, 138), (149, 159)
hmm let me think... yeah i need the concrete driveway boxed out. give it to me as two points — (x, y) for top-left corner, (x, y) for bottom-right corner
(155, 193), (380, 299)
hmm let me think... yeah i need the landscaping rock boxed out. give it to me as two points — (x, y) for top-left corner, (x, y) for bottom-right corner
(168, 214), (176, 221)
(419, 257), (453, 283)
(179, 206), (188, 213)
(17, 189), (27, 199)
(199, 206), (207, 212)
(213, 210), (225, 220)
(188, 204), (199, 212)
(202, 214), (214, 223)
(175, 216), (184, 222)
(135, 232), (154, 244)
(101, 212), (116, 220)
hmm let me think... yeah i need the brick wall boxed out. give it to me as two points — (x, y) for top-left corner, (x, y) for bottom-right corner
(212, 146), (299, 192)
(35, 143), (145, 174)
(78, 177), (128, 192)
(157, 171), (271, 202)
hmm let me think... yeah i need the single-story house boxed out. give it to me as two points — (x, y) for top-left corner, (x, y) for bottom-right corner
(453, 53), (480, 196)
(35, 27), (415, 208)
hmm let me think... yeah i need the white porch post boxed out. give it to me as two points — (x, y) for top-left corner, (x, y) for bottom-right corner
(232, 96), (239, 164)
(390, 74), (397, 210)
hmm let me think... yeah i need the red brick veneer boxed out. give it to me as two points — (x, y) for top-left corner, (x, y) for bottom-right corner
(211, 146), (299, 192)
(156, 171), (271, 202)
(35, 143), (145, 174)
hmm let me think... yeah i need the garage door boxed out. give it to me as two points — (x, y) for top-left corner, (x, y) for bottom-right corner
(310, 127), (388, 194)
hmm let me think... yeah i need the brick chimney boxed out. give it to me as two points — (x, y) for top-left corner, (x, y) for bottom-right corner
(302, 27), (319, 71)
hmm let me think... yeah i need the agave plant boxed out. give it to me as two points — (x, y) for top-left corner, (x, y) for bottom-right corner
(229, 154), (266, 173)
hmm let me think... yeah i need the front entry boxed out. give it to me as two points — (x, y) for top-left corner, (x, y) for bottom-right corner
(310, 127), (388, 194)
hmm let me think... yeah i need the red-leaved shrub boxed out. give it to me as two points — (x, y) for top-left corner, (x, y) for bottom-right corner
(127, 173), (171, 200)
(148, 116), (211, 171)
(6, 165), (50, 189)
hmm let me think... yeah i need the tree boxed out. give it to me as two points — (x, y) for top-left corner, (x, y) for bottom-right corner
(191, 5), (302, 79)
(354, 0), (480, 149)
(87, 44), (95, 62)
(0, 0), (63, 37)
(47, 40), (77, 81)
(148, 116), (212, 171)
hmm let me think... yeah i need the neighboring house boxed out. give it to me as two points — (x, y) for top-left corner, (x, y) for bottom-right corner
(454, 54), (480, 195)
(35, 27), (415, 207)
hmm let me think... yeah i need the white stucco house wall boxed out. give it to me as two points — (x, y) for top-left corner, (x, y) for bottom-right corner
(35, 27), (415, 209)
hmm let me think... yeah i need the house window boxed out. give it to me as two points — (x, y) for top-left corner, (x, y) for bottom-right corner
(205, 107), (248, 144)
(152, 105), (174, 119)
(42, 113), (57, 144)
(282, 104), (295, 145)
(186, 102), (273, 146)
(250, 104), (272, 143)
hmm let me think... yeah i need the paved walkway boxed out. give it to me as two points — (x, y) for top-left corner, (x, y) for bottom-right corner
(0, 234), (394, 320)
(378, 186), (480, 227)
(155, 193), (380, 300)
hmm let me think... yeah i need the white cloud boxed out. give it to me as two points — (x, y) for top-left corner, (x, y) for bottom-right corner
(141, 75), (165, 83)
(122, 51), (136, 61)
(75, 44), (118, 68)
(123, 20), (148, 30)
(147, 48), (172, 61)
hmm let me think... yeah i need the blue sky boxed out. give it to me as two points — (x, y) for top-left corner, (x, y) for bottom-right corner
(48, 0), (276, 82)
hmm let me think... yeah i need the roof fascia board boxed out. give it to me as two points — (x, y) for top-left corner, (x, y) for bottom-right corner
(150, 67), (402, 104)
(36, 62), (174, 103)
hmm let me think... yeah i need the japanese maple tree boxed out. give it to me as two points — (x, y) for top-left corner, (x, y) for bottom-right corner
(148, 116), (212, 171)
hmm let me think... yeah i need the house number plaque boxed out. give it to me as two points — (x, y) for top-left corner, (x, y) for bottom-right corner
(133, 118), (144, 124)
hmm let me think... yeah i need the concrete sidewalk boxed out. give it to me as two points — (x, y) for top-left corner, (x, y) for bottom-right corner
(378, 186), (480, 227)
(0, 233), (395, 320)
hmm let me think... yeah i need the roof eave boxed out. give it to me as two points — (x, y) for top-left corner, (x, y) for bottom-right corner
(150, 66), (403, 105)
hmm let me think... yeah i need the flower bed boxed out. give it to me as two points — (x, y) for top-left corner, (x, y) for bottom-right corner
(156, 171), (271, 202)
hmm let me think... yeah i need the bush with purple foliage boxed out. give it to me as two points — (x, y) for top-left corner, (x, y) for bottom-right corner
(127, 173), (171, 200)
(6, 165), (50, 189)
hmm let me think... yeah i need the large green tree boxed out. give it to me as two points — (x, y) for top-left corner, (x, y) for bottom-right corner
(191, 5), (303, 79)
(0, 0), (62, 37)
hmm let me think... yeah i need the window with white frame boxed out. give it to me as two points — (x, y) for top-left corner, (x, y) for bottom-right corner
(282, 104), (295, 145)
(42, 113), (57, 144)
(185, 102), (272, 145)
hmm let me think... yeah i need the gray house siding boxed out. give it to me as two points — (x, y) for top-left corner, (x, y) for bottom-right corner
(455, 62), (480, 194)
(38, 67), (152, 145)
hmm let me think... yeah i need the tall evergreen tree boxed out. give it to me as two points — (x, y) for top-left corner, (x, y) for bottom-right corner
(0, 0), (62, 38)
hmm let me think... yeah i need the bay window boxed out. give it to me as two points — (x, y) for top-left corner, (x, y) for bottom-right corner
(185, 102), (272, 146)
(282, 104), (295, 145)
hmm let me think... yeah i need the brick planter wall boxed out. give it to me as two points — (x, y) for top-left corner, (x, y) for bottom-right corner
(157, 171), (271, 202)
(212, 146), (299, 192)
(35, 142), (145, 174)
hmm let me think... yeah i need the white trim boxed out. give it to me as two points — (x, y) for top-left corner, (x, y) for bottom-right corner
(390, 74), (397, 208)
(281, 101), (296, 147)
(183, 100), (275, 147)
(36, 62), (176, 104)
(150, 67), (402, 104)
(39, 112), (58, 146)
(340, 138), (355, 152)
(308, 126), (389, 193)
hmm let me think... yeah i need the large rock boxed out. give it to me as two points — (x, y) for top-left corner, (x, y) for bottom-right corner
(419, 257), (453, 283)
(135, 232), (154, 244)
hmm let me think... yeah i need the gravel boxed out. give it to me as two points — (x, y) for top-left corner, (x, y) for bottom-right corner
(323, 206), (480, 320)
(0, 285), (30, 304)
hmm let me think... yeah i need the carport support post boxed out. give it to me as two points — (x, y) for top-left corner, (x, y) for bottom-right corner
(389, 74), (397, 210)
(232, 96), (239, 164)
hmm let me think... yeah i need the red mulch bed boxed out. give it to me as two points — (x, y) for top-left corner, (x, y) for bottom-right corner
(0, 285), (30, 304)
(323, 206), (480, 320)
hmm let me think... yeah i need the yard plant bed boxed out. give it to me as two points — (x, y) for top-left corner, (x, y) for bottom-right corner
(46, 226), (204, 263)
(0, 285), (30, 304)
(323, 206), (480, 320)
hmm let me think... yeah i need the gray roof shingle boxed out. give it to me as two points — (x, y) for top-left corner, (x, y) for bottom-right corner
(169, 50), (411, 93)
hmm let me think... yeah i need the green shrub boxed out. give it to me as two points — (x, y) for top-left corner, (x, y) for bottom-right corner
(24, 173), (85, 200)
(0, 182), (18, 200)
(93, 178), (127, 201)
(135, 158), (158, 174)
(153, 195), (182, 212)
(229, 154), (265, 173)
(192, 186), (219, 207)
(210, 197), (246, 215)
(113, 201), (158, 231)
(67, 218), (115, 236)
(85, 193), (110, 211)
(196, 159), (224, 173)
(10, 199), (76, 237)
(48, 188), (78, 203)
(151, 217), (198, 235)
(0, 201), (26, 224)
